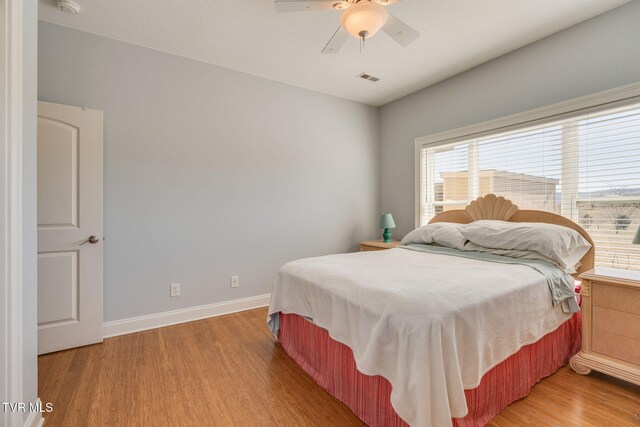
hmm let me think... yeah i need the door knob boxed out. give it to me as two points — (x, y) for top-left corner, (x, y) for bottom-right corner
(80, 235), (100, 245)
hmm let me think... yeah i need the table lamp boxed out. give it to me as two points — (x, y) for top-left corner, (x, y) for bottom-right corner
(379, 213), (396, 243)
(633, 224), (640, 245)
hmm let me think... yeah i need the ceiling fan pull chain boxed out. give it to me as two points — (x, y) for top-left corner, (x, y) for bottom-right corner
(359, 29), (368, 53)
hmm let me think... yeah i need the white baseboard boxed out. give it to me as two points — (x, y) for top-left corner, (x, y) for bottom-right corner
(103, 294), (271, 338)
(22, 399), (44, 427)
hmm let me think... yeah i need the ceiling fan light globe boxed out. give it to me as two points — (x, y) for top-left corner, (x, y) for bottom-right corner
(340, 1), (388, 39)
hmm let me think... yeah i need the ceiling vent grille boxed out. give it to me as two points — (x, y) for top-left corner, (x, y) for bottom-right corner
(357, 73), (380, 82)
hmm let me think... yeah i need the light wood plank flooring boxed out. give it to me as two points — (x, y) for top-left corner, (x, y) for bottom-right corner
(39, 308), (640, 426)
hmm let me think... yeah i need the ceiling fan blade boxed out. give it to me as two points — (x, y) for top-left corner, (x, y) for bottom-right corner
(275, 0), (340, 13)
(382, 13), (419, 47)
(322, 26), (349, 54)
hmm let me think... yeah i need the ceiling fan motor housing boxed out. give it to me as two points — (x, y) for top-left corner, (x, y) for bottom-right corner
(340, 1), (389, 39)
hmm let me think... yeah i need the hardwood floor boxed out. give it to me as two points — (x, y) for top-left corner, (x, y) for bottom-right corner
(39, 308), (640, 427)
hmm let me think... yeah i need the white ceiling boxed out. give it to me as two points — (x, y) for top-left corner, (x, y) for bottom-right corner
(39, 0), (629, 106)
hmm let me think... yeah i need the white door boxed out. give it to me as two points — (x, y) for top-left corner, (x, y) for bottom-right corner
(37, 101), (103, 355)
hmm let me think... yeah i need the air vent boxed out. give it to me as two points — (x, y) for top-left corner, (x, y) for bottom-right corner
(357, 73), (380, 82)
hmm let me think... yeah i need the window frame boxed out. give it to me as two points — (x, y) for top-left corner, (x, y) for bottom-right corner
(414, 82), (640, 228)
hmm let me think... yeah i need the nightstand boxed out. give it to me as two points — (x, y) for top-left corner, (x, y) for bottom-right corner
(570, 267), (640, 386)
(360, 240), (401, 251)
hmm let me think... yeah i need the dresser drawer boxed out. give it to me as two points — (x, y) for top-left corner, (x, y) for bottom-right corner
(592, 282), (640, 315)
(360, 244), (384, 252)
(591, 301), (640, 366)
(592, 328), (640, 365)
(592, 306), (640, 339)
(359, 241), (400, 251)
(571, 269), (640, 386)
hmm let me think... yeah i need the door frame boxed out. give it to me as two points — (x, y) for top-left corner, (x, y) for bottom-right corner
(1, 0), (28, 426)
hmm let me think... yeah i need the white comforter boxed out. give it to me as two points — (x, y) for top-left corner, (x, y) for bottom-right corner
(268, 247), (573, 427)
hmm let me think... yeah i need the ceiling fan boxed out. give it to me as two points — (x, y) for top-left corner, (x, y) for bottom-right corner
(274, 0), (419, 54)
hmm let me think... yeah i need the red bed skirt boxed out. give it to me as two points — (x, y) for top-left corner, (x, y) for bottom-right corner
(278, 312), (581, 426)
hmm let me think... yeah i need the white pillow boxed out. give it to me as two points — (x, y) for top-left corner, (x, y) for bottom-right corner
(460, 220), (591, 273)
(401, 222), (468, 249)
(401, 224), (436, 245)
(432, 225), (468, 250)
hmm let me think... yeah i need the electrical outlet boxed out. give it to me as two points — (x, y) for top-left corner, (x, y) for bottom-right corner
(230, 276), (239, 288)
(170, 283), (181, 297)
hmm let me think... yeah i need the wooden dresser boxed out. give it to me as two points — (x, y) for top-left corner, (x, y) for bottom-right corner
(360, 240), (401, 251)
(570, 267), (640, 386)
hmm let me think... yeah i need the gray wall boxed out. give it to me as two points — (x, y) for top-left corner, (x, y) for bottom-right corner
(379, 0), (640, 238)
(38, 22), (379, 322)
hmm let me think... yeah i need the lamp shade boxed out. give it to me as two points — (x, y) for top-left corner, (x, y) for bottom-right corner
(633, 224), (640, 245)
(340, 1), (388, 40)
(379, 213), (396, 229)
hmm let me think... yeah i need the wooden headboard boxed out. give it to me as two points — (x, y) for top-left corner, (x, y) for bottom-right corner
(428, 194), (595, 278)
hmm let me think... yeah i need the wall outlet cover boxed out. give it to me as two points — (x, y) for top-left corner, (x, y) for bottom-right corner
(170, 283), (181, 297)
(230, 276), (239, 288)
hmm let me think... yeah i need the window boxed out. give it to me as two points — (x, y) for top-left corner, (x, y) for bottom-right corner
(417, 93), (640, 270)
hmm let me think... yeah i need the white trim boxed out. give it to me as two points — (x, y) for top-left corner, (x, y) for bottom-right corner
(22, 400), (44, 427)
(2, 1), (26, 427)
(103, 294), (271, 338)
(414, 139), (421, 228)
(414, 80), (640, 226)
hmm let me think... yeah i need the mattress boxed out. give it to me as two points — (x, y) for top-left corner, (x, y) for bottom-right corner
(268, 247), (576, 426)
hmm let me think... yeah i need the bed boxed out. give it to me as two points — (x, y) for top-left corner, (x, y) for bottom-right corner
(268, 194), (594, 426)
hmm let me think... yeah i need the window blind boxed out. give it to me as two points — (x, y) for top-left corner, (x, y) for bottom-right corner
(420, 100), (640, 270)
